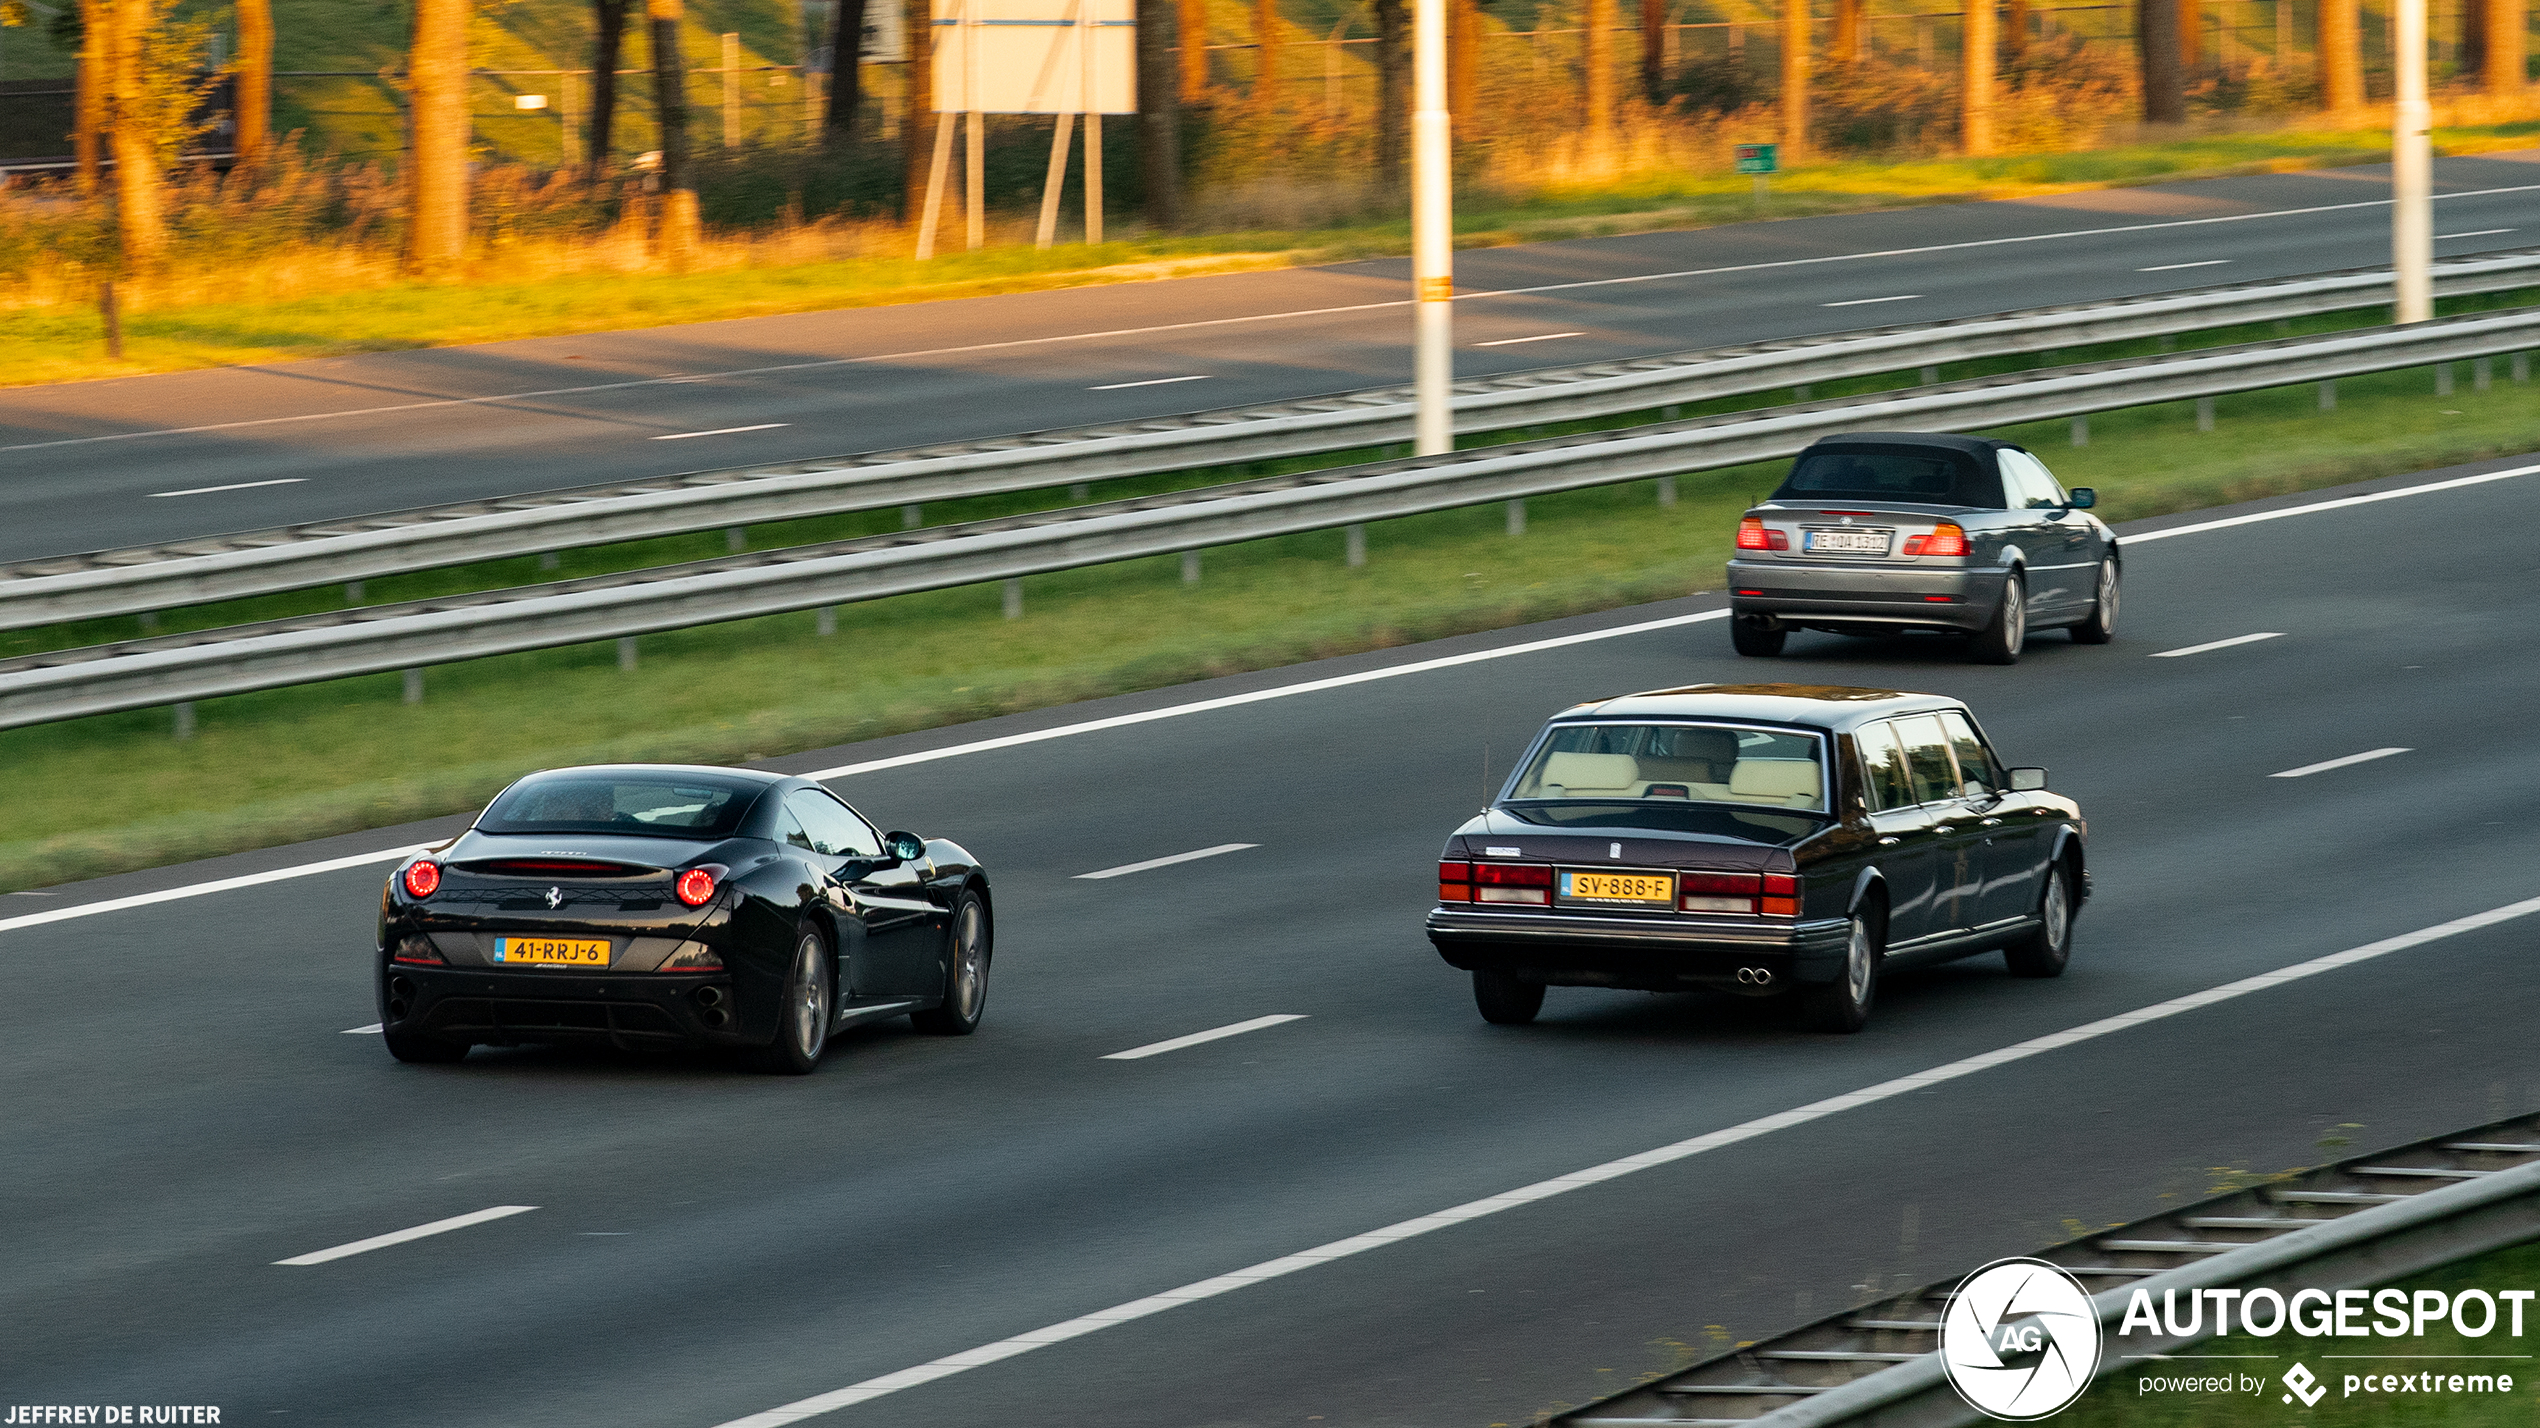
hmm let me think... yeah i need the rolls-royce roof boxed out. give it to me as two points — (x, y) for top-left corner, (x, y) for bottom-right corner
(1554, 683), (1962, 730)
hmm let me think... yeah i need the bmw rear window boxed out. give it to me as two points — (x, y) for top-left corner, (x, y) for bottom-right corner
(478, 774), (760, 838)
(1776, 446), (2004, 507)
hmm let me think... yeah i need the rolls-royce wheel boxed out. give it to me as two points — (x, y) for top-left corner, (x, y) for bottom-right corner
(1968, 579), (2026, 665)
(2069, 560), (2120, 644)
(2003, 862), (2077, 978)
(1731, 617), (1787, 658)
(911, 890), (991, 1035)
(383, 1028), (469, 1064)
(1801, 907), (1882, 1033)
(1473, 969), (1545, 1025)
(750, 928), (834, 1074)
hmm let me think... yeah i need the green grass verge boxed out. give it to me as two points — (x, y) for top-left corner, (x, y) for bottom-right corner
(1, 341), (2533, 893)
(2060, 1236), (2540, 1425)
(16, 120), (2537, 388)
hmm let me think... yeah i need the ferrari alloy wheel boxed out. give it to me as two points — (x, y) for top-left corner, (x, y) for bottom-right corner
(912, 890), (992, 1035)
(1970, 579), (2026, 665)
(752, 929), (833, 1074)
(2070, 560), (2120, 644)
(2004, 862), (2076, 978)
(1472, 968), (1545, 1025)
(1801, 907), (1881, 1033)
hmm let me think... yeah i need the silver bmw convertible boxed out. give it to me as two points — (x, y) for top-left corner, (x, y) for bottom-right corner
(1724, 432), (2120, 664)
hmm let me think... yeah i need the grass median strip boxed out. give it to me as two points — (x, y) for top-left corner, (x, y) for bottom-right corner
(1, 347), (2536, 893)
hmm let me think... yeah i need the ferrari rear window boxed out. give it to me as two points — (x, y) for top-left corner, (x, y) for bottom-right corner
(1777, 447), (2004, 507)
(478, 774), (758, 838)
(1507, 724), (1828, 814)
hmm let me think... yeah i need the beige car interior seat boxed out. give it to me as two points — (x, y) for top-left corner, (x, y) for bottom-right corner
(1728, 759), (1823, 808)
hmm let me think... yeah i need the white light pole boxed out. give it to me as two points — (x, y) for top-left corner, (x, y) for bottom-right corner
(2392, 0), (2432, 323)
(1412, 0), (1452, 455)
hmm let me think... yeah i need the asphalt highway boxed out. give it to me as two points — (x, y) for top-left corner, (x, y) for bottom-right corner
(5, 452), (2538, 1425)
(3, 150), (2536, 563)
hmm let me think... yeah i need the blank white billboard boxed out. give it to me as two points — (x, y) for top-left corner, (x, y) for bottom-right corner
(930, 0), (1137, 114)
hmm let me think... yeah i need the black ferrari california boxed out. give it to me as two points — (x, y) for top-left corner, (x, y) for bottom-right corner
(376, 765), (991, 1073)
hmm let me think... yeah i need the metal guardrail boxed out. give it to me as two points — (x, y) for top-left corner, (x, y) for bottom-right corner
(0, 301), (2534, 731)
(1559, 1111), (2540, 1428)
(5, 250), (2536, 632)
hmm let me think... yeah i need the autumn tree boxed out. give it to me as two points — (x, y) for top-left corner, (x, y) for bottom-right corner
(1139, 0), (1180, 225)
(1781, 0), (1807, 159)
(1374, 0), (1406, 192)
(1178, 0), (1207, 101)
(825, 0), (866, 141)
(1584, 0), (1616, 168)
(587, 0), (631, 182)
(2317, 0), (2362, 112)
(1640, 0), (1665, 102)
(2480, 0), (2523, 93)
(407, 0), (469, 269)
(902, 0), (930, 220)
(2138, 0), (2184, 122)
(234, 0), (271, 170)
(1961, 0), (1993, 154)
(648, 0), (699, 260)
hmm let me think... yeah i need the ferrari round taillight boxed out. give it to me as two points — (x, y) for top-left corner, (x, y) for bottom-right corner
(402, 860), (441, 900)
(675, 868), (718, 907)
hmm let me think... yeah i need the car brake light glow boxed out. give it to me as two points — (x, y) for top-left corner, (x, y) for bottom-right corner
(1736, 518), (1790, 551)
(402, 860), (440, 899)
(1681, 870), (1762, 914)
(675, 867), (720, 907)
(1902, 522), (1969, 557)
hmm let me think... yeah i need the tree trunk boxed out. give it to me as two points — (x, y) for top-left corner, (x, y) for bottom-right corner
(74, 5), (103, 198)
(101, 0), (169, 262)
(1253, 0), (1281, 108)
(826, 0), (867, 140)
(407, 0), (470, 270)
(1179, 0), (1209, 101)
(648, 0), (698, 261)
(1640, 0), (1665, 101)
(1374, 0), (1406, 193)
(2317, 0), (2362, 111)
(1584, 0), (1615, 168)
(2138, 0), (2185, 122)
(904, 0), (932, 218)
(2176, 0), (2199, 74)
(1140, 0), (1180, 225)
(1780, 0), (1807, 159)
(1961, 0), (1994, 153)
(1453, 0), (1481, 116)
(235, 0), (273, 172)
(589, 0), (629, 183)
(1832, 0), (1862, 64)
(2005, 0), (2026, 61)
(2483, 0), (2524, 91)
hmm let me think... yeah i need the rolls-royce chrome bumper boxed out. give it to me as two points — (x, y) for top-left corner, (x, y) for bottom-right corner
(1426, 909), (1853, 994)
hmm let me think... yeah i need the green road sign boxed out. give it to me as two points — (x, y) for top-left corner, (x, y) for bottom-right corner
(1735, 143), (1778, 175)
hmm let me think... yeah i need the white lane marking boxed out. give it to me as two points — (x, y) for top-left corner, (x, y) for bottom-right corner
(807, 609), (1731, 781)
(2437, 228), (2517, 239)
(342, 1023), (383, 1035)
(1822, 294), (1923, 307)
(2138, 259), (2232, 271)
(273, 1205), (539, 1266)
(710, 892), (2540, 1428)
(19, 457), (2537, 934)
(2272, 747), (2411, 779)
(147, 478), (307, 498)
(1090, 375), (1214, 391)
(1075, 843), (1259, 880)
(651, 423), (789, 440)
(2149, 631), (2285, 658)
(22, 181), (2540, 458)
(1473, 331), (1587, 347)
(2126, 462), (2540, 544)
(1103, 1014), (1307, 1060)
(0, 844), (427, 936)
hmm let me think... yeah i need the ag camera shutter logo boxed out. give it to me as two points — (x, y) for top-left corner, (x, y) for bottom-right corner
(1941, 1257), (2103, 1419)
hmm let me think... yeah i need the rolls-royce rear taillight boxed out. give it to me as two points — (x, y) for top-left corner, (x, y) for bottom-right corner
(1679, 870), (1801, 915)
(1473, 863), (1552, 906)
(1438, 860), (1473, 902)
(1761, 872), (1801, 917)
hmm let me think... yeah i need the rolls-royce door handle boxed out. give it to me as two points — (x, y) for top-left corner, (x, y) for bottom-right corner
(1877, 836), (1902, 846)
(1979, 817), (2002, 827)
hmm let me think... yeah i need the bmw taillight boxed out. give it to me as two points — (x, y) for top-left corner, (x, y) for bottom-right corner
(1903, 522), (1969, 557)
(402, 860), (441, 900)
(1438, 860), (1473, 902)
(675, 867), (720, 907)
(1736, 518), (1790, 551)
(1473, 863), (1552, 906)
